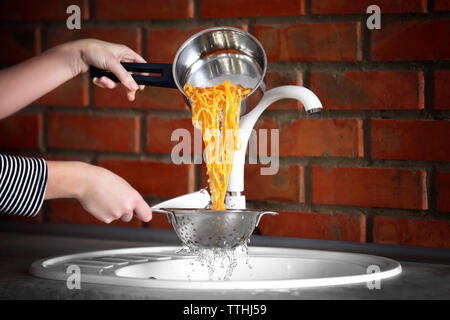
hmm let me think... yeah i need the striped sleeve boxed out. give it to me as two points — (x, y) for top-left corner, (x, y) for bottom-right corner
(0, 154), (48, 217)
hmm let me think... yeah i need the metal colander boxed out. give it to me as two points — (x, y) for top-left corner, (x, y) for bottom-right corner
(153, 208), (278, 249)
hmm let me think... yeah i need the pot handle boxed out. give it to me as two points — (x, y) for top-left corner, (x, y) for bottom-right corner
(256, 211), (278, 226)
(89, 62), (177, 88)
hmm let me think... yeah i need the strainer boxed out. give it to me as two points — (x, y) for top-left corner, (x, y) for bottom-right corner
(153, 208), (278, 249)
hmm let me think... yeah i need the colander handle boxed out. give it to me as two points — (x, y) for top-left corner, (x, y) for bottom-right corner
(89, 62), (177, 88)
(152, 208), (173, 216)
(256, 211), (278, 226)
(151, 208), (176, 225)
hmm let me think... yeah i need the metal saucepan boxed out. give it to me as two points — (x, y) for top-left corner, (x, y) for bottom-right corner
(153, 208), (278, 249)
(89, 26), (267, 113)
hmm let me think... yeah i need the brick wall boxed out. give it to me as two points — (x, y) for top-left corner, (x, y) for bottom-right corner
(0, 0), (449, 249)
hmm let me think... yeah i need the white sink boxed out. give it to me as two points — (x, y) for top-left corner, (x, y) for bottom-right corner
(30, 246), (401, 290)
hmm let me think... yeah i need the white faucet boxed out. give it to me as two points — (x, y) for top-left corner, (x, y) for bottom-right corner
(225, 85), (323, 209)
(152, 85), (323, 210)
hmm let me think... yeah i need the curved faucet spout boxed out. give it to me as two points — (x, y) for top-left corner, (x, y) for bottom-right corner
(226, 85), (323, 206)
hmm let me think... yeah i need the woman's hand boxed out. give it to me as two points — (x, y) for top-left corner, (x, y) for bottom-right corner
(0, 38), (145, 119)
(45, 161), (152, 224)
(73, 39), (146, 101)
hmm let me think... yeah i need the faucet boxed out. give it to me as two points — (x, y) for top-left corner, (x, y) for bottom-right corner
(152, 85), (323, 210)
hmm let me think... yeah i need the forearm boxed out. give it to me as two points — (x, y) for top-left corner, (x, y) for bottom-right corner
(1, 157), (151, 222)
(44, 161), (87, 200)
(0, 42), (83, 119)
(45, 160), (152, 223)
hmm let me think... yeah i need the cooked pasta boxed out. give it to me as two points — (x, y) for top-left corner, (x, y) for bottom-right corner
(184, 80), (251, 210)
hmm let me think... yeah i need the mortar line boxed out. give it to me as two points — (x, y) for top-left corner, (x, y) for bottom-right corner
(2, 10), (450, 29)
(361, 11), (371, 62)
(365, 209), (374, 243)
(428, 0), (435, 12)
(139, 113), (147, 155)
(305, 0), (312, 16)
(363, 118), (372, 165)
(88, 0), (95, 21)
(246, 200), (450, 222)
(427, 165), (437, 216)
(303, 162), (312, 207)
(193, 0), (201, 21)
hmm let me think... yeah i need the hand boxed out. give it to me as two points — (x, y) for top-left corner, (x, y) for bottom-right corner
(45, 161), (152, 224)
(74, 39), (146, 101)
(0, 38), (146, 119)
(78, 164), (152, 223)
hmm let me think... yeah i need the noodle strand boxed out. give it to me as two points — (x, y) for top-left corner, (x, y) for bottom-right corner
(184, 80), (251, 210)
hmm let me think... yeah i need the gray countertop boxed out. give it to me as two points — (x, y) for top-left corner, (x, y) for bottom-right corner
(0, 221), (449, 300)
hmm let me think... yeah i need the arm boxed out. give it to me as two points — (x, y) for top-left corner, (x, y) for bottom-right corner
(45, 161), (152, 223)
(0, 39), (151, 223)
(0, 155), (151, 223)
(0, 39), (145, 119)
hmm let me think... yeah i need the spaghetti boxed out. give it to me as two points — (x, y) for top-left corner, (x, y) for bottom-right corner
(184, 80), (251, 210)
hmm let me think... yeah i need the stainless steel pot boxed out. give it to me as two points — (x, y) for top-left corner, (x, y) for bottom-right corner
(90, 26), (267, 113)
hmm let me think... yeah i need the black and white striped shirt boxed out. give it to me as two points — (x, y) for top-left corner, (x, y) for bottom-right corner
(0, 154), (47, 217)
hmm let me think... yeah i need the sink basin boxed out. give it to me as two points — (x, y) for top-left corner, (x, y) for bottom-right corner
(30, 246), (401, 290)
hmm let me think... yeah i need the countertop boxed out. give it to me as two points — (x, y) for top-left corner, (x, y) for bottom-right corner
(0, 221), (449, 300)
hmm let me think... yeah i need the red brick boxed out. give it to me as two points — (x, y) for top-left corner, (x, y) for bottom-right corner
(311, 0), (427, 14)
(48, 199), (142, 227)
(265, 70), (303, 110)
(47, 113), (140, 152)
(147, 27), (205, 64)
(311, 166), (427, 210)
(434, 70), (450, 110)
(96, 0), (194, 20)
(199, 163), (303, 203)
(98, 159), (194, 198)
(33, 75), (89, 107)
(373, 216), (450, 249)
(47, 28), (141, 53)
(244, 165), (304, 203)
(245, 70), (303, 112)
(253, 23), (361, 62)
(259, 211), (366, 242)
(436, 171), (450, 212)
(199, 164), (208, 187)
(310, 71), (424, 110)
(149, 211), (172, 230)
(256, 118), (364, 157)
(371, 20), (450, 61)
(372, 119), (450, 161)
(201, 0), (305, 18)
(0, 27), (40, 63)
(147, 116), (197, 154)
(0, 0), (89, 21)
(94, 85), (187, 110)
(0, 114), (42, 149)
(147, 26), (247, 64)
(435, 0), (450, 11)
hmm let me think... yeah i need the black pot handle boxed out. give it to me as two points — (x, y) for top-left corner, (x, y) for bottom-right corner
(89, 62), (177, 89)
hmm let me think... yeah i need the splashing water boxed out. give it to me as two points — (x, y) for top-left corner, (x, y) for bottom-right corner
(178, 241), (252, 281)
